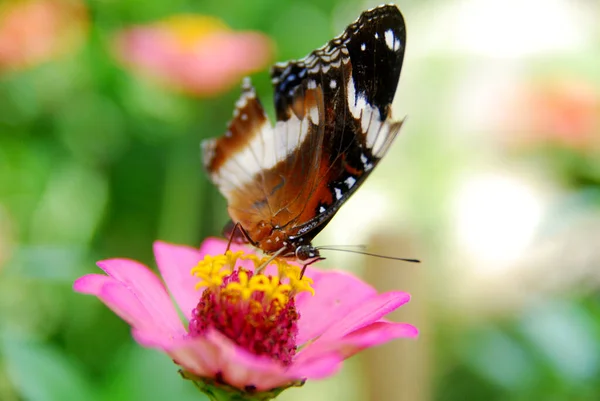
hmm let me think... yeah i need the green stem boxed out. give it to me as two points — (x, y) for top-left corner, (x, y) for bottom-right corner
(180, 370), (304, 401)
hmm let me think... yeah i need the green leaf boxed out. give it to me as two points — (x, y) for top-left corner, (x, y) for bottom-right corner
(29, 162), (108, 246)
(100, 345), (208, 401)
(2, 334), (98, 401)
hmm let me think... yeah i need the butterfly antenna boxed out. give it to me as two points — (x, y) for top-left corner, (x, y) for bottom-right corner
(316, 246), (420, 263)
(316, 244), (368, 251)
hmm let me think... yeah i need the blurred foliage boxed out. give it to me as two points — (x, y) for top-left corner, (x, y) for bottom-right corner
(1, 0), (600, 400)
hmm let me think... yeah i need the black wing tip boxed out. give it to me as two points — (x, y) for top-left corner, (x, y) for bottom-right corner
(270, 4), (405, 82)
(353, 4), (404, 30)
(357, 4), (406, 49)
(361, 4), (403, 18)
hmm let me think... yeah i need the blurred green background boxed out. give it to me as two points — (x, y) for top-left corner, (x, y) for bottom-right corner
(1, 0), (600, 400)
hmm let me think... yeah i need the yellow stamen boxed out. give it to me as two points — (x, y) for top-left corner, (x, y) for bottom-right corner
(157, 15), (230, 49)
(190, 250), (315, 306)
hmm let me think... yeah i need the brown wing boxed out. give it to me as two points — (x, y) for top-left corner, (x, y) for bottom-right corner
(201, 77), (326, 241)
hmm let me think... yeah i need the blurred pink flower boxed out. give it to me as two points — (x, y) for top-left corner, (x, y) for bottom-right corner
(74, 238), (417, 395)
(510, 79), (600, 149)
(113, 15), (273, 97)
(0, 0), (88, 72)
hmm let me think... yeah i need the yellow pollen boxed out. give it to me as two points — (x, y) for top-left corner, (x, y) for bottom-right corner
(190, 250), (315, 306)
(156, 15), (230, 49)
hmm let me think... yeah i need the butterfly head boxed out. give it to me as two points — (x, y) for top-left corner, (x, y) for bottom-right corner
(294, 244), (321, 261)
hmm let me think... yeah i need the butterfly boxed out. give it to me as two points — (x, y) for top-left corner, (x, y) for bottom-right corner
(202, 4), (407, 263)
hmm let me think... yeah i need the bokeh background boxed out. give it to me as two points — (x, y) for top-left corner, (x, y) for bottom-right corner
(1, 0), (599, 400)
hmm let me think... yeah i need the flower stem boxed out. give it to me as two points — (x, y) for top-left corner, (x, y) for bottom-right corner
(181, 370), (304, 401)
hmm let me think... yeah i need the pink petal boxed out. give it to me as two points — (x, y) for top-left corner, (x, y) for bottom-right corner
(288, 353), (343, 380)
(74, 273), (113, 294)
(131, 327), (186, 348)
(100, 281), (158, 330)
(164, 331), (293, 391)
(343, 321), (418, 348)
(75, 274), (160, 333)
(198, 237), (230, 254)
(295, 269), (378, 344)
(153, 241), (202, 320)
(298, 321), (418, 363)
(205, 330), (290, 390)
(166, 336), (218, 379)
(317, 291), (411, 342)
(96, 258), (185, 335)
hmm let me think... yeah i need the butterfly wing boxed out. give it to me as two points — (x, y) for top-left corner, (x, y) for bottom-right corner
(202, 76), (326, 243)
(269, 4), (407, 242)
(202, 4), (407, 248)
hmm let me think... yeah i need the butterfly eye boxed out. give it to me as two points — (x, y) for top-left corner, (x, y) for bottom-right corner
(295, 245), (319, 261)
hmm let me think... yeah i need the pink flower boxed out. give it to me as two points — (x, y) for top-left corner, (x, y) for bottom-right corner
(0, 0), (88, 72)
(507, 78), (599, 150)
(73, 238), (417, 394)
(113, 15), (273, 97)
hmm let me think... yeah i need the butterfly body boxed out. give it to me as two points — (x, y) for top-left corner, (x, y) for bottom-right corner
(202, 4), (407, 261)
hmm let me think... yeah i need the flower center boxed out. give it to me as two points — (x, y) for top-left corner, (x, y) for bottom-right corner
(158, 15), (230, 49)
(188, 250), (314, 366)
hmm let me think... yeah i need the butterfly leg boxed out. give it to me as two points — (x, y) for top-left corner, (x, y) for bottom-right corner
(300, 257), (326, 280)
(225, 222), (257, 253)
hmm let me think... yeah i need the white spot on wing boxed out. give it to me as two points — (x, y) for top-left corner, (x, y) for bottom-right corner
(319, 206), (326, 213)
(374, 32), (379, 39)
(347, 75), (356, 113)
(344, 176), (356, 188)
(384, 29), (394, 50)
(334, 187), (343, 200)
(361, 153), (373, 172)
(384, 29), (400, 51)
(346, 74), (392, 156)
(330, 79), (337, 89)
(307, 80), (317, 89)
(354, 96), (367, 118)
(347, 76), (365, 119)
(361, 43), (366, 51)
(308, 105), (319, 124)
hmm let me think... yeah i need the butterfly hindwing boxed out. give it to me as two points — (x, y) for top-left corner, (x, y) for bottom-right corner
(203, 77), (327, 242)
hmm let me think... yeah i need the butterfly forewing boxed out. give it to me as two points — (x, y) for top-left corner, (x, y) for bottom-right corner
(203, 4), (407, 255)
